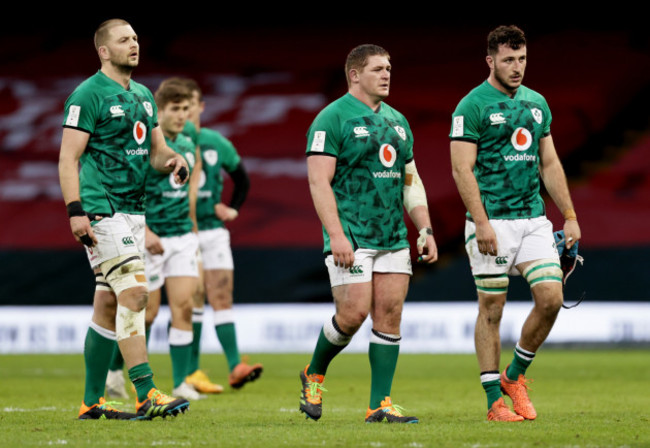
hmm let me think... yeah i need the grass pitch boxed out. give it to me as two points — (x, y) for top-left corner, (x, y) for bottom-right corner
(1, 350), (648, 447)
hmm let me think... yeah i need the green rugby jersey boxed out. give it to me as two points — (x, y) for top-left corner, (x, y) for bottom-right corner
(306, 93), (414, 253)
(450, 81), (552, 219)
(62, 71), (159, 215)
(144, 134), (195, 237)
(196, 128), (241, 231)
(182, 120), (199, 146)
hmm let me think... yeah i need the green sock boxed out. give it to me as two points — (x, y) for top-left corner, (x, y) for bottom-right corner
(480, 371), (502, 409)
(215, 323), (240, 372)
(169, 327), (193, 388)
(368, 330), (401, 410)
(108, 344), (124, 371)
(129, 363), (156, 402)
(506, 343), (535, 381)
(189, 308), (203, 374)
(82, 324), (116, 406)
(307, 328), (348, 375)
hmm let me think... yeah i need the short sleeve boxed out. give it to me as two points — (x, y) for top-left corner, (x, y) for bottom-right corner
(220, 138), (242, 172)
(449, 97), (481, 142)
(62, 88), (99, 134)
(306, 109), (340, 157)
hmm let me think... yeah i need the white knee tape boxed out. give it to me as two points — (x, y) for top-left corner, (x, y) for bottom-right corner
(101, 254), (147, 297)
(474, 274), (509, 295)
(116, 304), (146, 341)
(522, 258), (562, 287)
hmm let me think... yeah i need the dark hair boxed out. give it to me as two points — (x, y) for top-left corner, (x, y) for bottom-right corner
(345, 44), (390, 86)
(487, 25), (526, 56)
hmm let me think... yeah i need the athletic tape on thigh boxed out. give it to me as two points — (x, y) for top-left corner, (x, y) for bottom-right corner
(115, 304), (145, 341)
(522, 258), (562, 287)
(95, 272), (112, 292)
(323, 315), (352, 346)
(474, 274), (509, 295)
(101, 254), (147, 297)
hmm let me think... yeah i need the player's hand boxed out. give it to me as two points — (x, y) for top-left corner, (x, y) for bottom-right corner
(476, 221), (498, 256)
(70, 215), (97, 247)
(215, 203), (239, 222)
(417, 231), (438, 264)
(145, 228), (164, 255)
(563, 219), (581, 249)
(165, 155), (189, 185)
(330, 234), (355, 269)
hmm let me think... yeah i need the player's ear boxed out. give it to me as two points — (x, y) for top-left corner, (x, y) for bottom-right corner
(349, 68), (360, 84)
(98, 45), (109, 61)
(486, 55), (494, 71)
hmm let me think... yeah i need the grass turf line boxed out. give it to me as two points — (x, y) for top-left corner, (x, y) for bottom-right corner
(0, 350), (648, 447)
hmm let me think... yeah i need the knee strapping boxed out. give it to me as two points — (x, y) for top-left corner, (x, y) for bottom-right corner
(474, 274), (509, 295)
(95, 272), (112, 292)
(101, 254), (147, 297)
(522, 258), (562, 287)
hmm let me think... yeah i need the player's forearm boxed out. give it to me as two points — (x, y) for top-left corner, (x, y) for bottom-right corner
(407, 205), (432, 233)
(58, 155), (81, 205)
(452, 165), (489, 224)
(308, 179), (346, 239)
(541, 159), (576, 216)
(150, 144), (177, 173)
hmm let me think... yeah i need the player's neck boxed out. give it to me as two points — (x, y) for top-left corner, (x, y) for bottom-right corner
(101, 65), (133, 90)
(487, 75), (518, 98)
(349, 89), (383, 112)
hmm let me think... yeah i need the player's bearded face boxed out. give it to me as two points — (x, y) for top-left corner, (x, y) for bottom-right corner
(491, 45), (526, 93)
(105, 25), (139, 72)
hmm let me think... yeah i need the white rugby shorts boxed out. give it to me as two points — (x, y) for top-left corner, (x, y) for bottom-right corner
(85, 213), (145, 269)
(325, 247), (412, 287)
(145, 232), (199, 291)
(198, 228), (234, 270)
(464, 216), (559, 276)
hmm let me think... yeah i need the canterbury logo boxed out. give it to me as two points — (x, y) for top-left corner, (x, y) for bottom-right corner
(495, 256), (508, 265)
(349, 266), (364, 275)
(122, 237), (134, 246)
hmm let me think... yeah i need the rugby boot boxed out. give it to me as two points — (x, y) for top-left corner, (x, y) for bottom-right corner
(500, 367), (537, 420)
(299, 365), (326, 421)
(135, 388), (189, 420)
(229, 360), (263, 389)
(78, 397), (137, 420)
(365, 397), (418, 423)
(487, 397), (525, 422)
(186, 369), (224, 394)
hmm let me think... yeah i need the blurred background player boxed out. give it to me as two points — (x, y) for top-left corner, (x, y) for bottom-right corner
(301, 44), (438, 423)
(59, 19), (189, 419)
(449, 25), (581, 422)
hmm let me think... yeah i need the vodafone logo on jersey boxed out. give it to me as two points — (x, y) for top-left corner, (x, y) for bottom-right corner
(133, 121), (147, 145)
(168, 173), (183, 189)
(511, 127), (532, 151)
(379, 144), (397, 168)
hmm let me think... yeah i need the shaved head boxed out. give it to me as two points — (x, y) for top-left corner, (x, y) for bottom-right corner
(94, 19), (131, 50)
